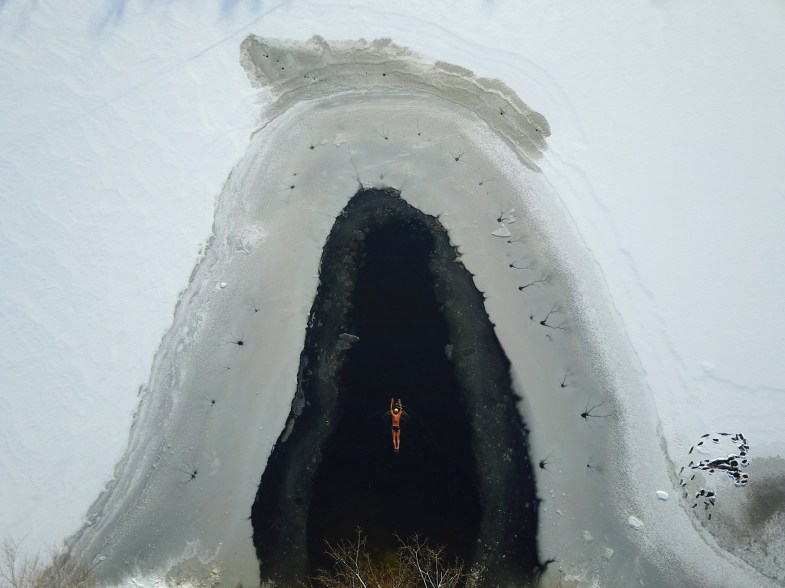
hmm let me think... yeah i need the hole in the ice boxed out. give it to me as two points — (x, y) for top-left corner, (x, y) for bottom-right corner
(251, 188), (538, 586)
(305, 215), (481, 570)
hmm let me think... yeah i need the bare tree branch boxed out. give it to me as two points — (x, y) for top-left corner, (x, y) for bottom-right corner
(306, 529), (465, 588)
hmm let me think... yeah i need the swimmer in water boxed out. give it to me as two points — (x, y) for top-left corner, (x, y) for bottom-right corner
(390, 398), (403, 453)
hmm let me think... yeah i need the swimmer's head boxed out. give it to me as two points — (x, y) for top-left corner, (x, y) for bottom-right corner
(393, 407), (400, 414)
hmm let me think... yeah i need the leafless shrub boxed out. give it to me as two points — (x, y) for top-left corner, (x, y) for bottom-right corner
(397, 534), (464, 588)
(1, 539), (95, 588)
(304, 528), (467, 588)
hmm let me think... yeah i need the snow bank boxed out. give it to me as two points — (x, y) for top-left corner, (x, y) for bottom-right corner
(0, 0), (258, 558)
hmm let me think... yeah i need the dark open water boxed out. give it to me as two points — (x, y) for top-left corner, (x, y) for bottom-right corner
(251, 188), (539, 586)
(306, 218), (481, 568)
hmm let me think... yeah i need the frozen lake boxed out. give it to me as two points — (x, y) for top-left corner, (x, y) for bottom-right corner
(2, 3), (784, 587)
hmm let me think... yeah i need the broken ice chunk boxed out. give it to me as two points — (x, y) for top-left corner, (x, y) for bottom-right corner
(339, 333), (359, 343)
(656, 490), (669, 501)
(583, 530), (593, 542)
(628, 515), (644, 529)
(492, 224), (512, 237)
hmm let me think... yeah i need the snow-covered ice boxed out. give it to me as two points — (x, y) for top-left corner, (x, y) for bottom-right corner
(2, 1), (784, 586)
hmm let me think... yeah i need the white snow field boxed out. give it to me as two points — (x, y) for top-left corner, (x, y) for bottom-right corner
(1, 1), (784, 587)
